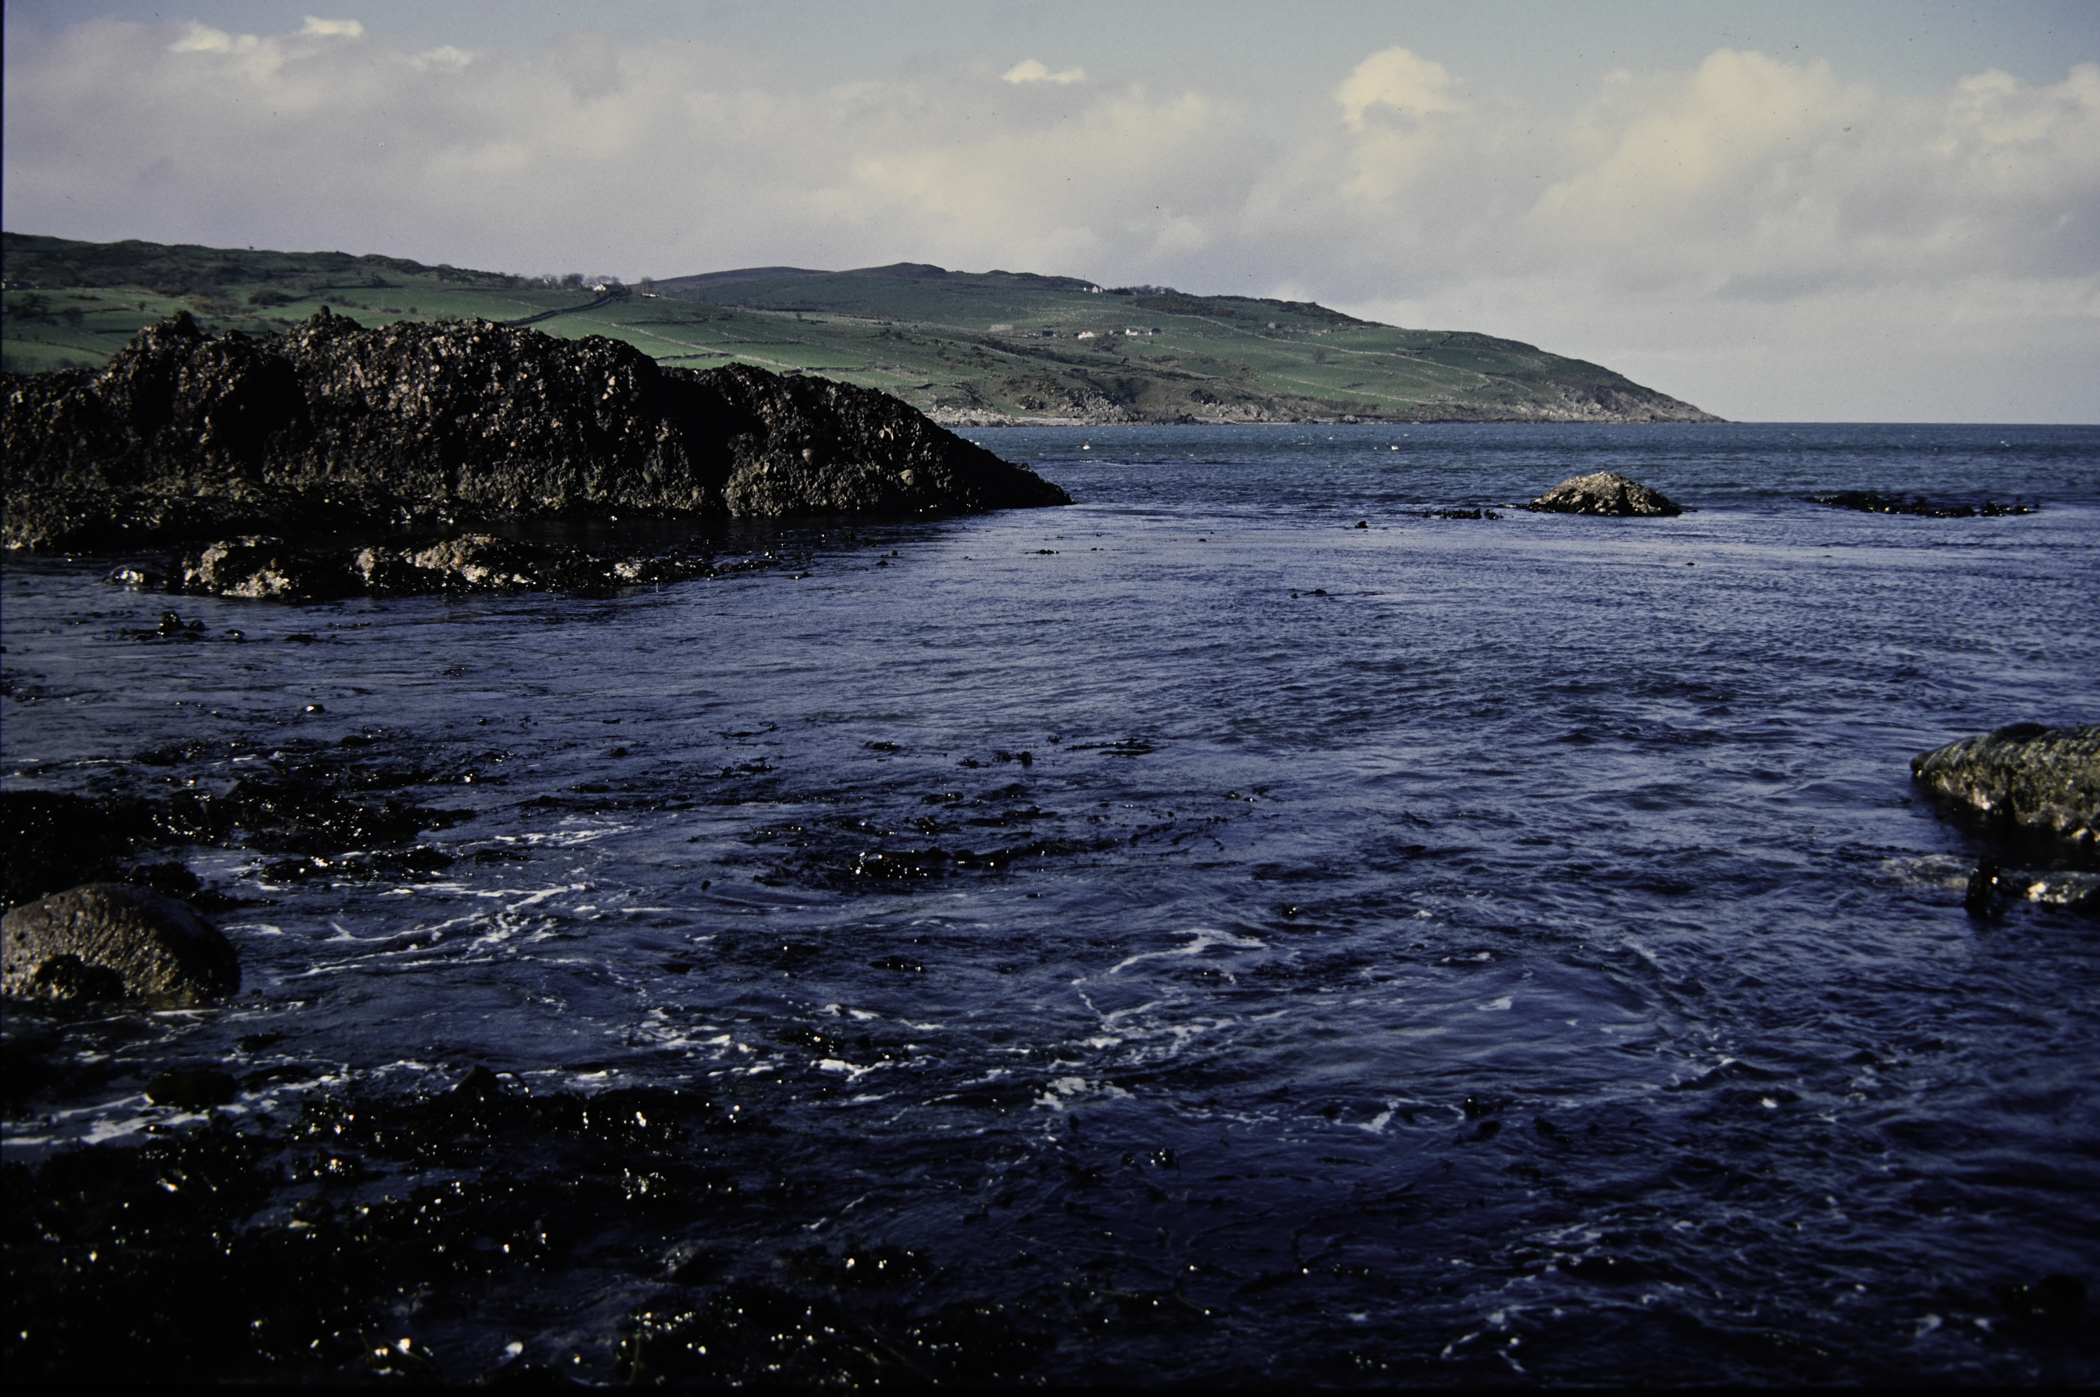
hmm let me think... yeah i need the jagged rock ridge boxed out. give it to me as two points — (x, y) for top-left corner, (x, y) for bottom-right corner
(2, 310), (1069, 551)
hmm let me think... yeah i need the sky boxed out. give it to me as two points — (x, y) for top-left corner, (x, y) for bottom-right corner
(3, 1), (2096, 422)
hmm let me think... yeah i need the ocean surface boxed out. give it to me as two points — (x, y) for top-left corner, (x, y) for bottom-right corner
(5, 422), (2098, 1384)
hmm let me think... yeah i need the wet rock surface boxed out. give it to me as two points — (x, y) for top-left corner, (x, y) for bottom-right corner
(0, 1072), (1065, 1385)
(1, 730), (473, 915)
(1912, 724), (2099, 863)
(1522, 471), (1683, 517)
(3, 310), (1070, 554)
(2, 790), (145, 908)
(2, 883), (239, 1002)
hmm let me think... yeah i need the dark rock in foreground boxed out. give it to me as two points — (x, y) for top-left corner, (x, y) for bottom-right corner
(3, 310), (1070, 552)
(1522, 471), (1682, 517)
(1913, 724), (2099, 862)
(3, 883), (240, 1001)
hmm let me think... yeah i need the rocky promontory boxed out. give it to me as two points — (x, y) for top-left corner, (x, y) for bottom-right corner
(2, 310), (1070, 553)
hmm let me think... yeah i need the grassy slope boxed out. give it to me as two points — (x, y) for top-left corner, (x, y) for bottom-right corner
(1, 233), (1717, 423)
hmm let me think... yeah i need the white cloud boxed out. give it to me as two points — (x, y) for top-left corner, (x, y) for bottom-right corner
(4, 17), (2095, 419)
(163, 12), (363, 78)
(411, 45), (475, 72)
(1001, 59), (1084, 85)
(1335, 46), (1465, 129)
(169, 23), (240, 54)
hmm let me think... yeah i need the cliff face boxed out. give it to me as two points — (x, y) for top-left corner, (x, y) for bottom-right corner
(2, 310), (1068, 551)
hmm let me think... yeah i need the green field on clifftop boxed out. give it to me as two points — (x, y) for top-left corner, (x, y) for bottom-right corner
(2, 233), (1717, 424)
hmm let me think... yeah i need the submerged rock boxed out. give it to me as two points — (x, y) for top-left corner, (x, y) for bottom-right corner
(2, 882), (240, 1001)
(3, 310), (1070, 552)
(2023, 870), (2100, 912)
(1523, 471), (1683, 517)
(1912, 724), (2099, 861)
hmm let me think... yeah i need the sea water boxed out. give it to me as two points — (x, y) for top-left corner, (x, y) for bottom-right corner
(4, 422), (2097, 1383)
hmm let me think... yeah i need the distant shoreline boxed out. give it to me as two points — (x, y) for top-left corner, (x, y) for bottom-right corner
(2, 232), (1723, 427)
(930, 411), (1734, 427)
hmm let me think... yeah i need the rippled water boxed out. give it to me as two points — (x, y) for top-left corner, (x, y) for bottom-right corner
(5, 423), (2098, 1383)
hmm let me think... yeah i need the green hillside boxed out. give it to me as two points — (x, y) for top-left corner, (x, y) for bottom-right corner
(2, 233), (1718, 424)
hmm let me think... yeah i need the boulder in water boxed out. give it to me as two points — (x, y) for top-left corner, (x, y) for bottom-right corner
(2, 883), (240, 1002)
(1523, 471), (1682, 517)
(1912, 724), (2098, 860)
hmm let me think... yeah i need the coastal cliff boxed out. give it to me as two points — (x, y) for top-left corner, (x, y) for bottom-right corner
(1, 310), (1069, 552)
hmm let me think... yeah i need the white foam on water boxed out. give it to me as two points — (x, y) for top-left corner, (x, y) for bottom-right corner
(1108, 925), (1264, 976)
(83, 1115), (152, 1145)
(1032, 1075), (1131, 1111)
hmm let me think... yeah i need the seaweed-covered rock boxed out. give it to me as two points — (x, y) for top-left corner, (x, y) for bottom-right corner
(1912, 724), (2099, 860)
(2, 310), (1069, 551)
(1523, 471), (1682, 517)
(160, 530), (731, 600)
(2, 883), (240, 1001)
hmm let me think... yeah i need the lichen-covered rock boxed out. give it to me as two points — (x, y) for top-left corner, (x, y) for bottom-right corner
(2, 883), (240, 1001)
(3, 310), (1070, 552)
(1523, 471), (1683, 517)
(1912, 723), (2099, 859)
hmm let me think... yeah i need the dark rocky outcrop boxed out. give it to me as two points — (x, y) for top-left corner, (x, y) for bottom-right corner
(2, 310), (1070, 553)
(2, 883), (240, 1001)
(1912, 724), (2099, 863)
(1523, 471), (1683, 517)
(1812, 491), (2038, 519)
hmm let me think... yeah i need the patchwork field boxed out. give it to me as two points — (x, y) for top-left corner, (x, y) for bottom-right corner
(2, 233), (1717, 423)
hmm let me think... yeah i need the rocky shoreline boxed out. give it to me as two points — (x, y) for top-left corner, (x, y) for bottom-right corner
(3, 311), (1070, 557)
